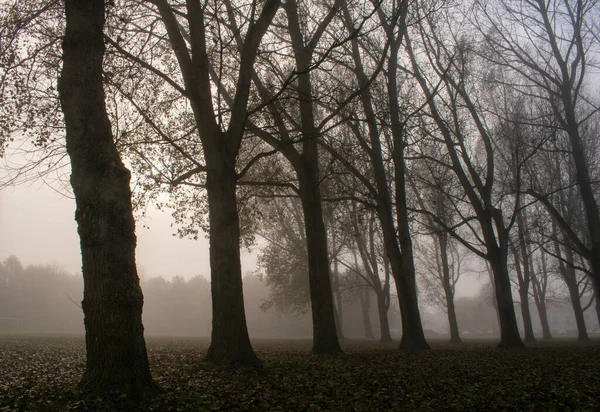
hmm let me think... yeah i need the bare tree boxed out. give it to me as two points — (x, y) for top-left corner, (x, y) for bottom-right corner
(403, 5), (525, 347)
(476, 0), (600, 297)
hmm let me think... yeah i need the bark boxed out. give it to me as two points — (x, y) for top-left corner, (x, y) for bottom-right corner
(484, 264), (501, 335)
(560, 74), (600, 299)
(514, 213), (536, 343)
(153, 0), (280, 364)
(353, 222), (393, 342)
(438, 234), (461, 343)
(344, 6), (428, 351)
(392, 149), (429, 351)
(531, 232), (552, 339)
(204, 156), (258, 364)
(405, 33), (522, 348)
(58, 0), (157, 396)
(536, 0), (600, 309)
(595, 289), (600, 329)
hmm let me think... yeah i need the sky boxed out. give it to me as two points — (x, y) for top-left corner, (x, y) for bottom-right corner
(0, 181), (258, 280)
(0, 177), (484, 296)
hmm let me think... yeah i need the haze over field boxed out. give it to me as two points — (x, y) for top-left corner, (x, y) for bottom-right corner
(0, 183), (259, 281)
(0, 181), (485, 294)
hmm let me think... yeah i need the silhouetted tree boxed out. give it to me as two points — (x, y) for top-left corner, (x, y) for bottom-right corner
(58, 0), (158, 396)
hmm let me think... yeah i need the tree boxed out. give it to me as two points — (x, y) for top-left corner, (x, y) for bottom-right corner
(341, 204), (394, 342)
(58, 0), (158, 396)
(129, 0), (281, 364)
(410, 164), (464, 344)
(476, 0), (600, 298)
(404, 4), (525, 347)
(257, 197), (311, 316)
(316, 0), (429, 350)
(245, 0), (359, 354)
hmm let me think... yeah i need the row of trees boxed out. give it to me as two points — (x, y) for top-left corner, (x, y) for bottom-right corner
(1, 0), (599, 397)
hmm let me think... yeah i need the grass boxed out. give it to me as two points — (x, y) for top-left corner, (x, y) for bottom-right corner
(1, 335), (599, 411)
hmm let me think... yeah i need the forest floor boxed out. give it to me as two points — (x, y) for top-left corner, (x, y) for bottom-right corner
(0, 335), (599, 411)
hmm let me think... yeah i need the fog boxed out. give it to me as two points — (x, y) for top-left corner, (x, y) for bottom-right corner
(0, 183), (544, 340)
(0, 183), (258, 280)
(2, 253), (596, 339)
(0, 255), (393, 338)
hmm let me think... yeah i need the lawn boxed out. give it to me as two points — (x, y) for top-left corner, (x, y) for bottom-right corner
(0, 335), (599, 411)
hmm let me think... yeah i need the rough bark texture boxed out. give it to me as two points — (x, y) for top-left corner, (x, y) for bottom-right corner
(58, 0), (157, 396)
(204, 156), (258, 364)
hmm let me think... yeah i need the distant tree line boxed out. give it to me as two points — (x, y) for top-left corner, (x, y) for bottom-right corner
(0, 255), (401, 339)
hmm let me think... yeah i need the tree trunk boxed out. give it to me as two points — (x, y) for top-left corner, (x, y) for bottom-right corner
(485, 264), (501, 335)
(531, 273), (552, 339)
(393, 156), (429, 351)
(331, 234), (345, 340)
(360, 289), (375, 340)
(562, 90), (600, 295)
(438, 234), (461, 343)
(204, 155), (258, 364)
(512, 246), (536, 343)
(487, 241), (524, 348)
(595, 289), (600, 329)
(284, 0), (342, 354)
(518, 286), (536, 343)
(298, 171), (343, 354)
(514, 213), (536, 343)
(376, 292), (393, 342)
(557, 243), (589, 341)
(332, 296), (345, 340)
(58, 0), (157, 396)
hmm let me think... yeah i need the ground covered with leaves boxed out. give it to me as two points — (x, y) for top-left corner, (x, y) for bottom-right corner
(1, 335), (599, 411)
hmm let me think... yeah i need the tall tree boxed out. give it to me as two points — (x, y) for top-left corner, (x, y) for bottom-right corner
(141, 0), (281, 364)
(476, 0), (600, 296)
(510, 210), (537, 343)
(410, 167), (463, 344)
(345, 206), (394, 342)
(58, 0), (158, 396)
(317, 0), (429, 350)
(404, 5), (525, 347)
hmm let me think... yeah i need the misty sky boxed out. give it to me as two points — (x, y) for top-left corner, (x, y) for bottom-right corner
(0, 182), (258, 280)
(1, 180), (483, 296)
